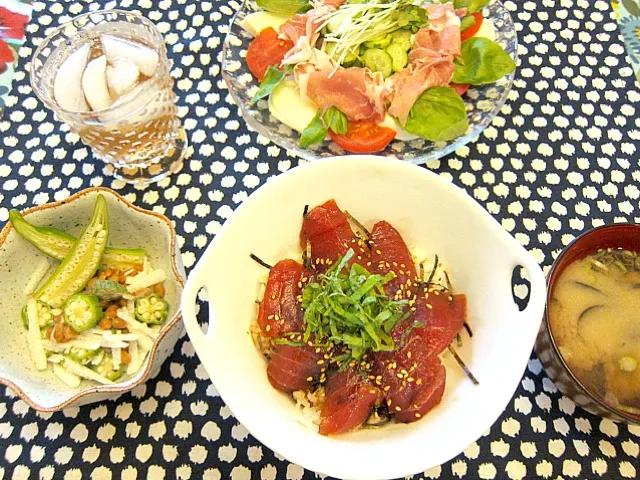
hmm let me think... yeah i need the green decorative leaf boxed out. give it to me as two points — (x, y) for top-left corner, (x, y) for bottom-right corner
(250, 65), (291, 105)
(452, 37), (516, 85)
(460, 15), (476, 32)
(403, 87), (469, 142)
(453, 0), (491, 14)
(323, 106), (348, 134)
(299, 109), (328, 148)
(256, 0), (311, 15)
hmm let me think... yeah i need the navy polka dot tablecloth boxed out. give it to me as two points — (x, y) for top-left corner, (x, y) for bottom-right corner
(1, 1), (640, 479)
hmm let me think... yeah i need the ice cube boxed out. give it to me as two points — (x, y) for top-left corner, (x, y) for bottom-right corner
(82, 55), (113, 111)
(101, 34), (159, 77)
(109, 79), (149, 109)
(53, 43), (90, 112)
(100, 80), (165, 124)
(106, 57), (140, 97)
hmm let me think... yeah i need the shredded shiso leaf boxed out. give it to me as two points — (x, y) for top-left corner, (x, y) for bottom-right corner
(295, 248), (411, 366)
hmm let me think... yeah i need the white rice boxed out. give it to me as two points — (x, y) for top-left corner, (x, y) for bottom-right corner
(293, 387), (325, 431)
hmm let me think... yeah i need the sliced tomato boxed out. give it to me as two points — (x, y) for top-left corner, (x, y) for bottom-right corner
(329, 122), (396, 154)
(461, 12), (483, 42)
(450, 82), (470, 96)
(246, 27), (293, 82)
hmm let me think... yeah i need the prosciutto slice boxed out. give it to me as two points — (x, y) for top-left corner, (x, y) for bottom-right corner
(387, 2), (462, 125)
(280, 0), (343, 65)
(302, 68), (388, 122)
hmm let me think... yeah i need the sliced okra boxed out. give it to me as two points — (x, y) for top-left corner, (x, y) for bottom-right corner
(34, 195), (109, 308)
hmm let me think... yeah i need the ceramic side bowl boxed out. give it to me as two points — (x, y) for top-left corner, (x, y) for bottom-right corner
(0, 187), (185, 411)
(182, 156), (547, 480)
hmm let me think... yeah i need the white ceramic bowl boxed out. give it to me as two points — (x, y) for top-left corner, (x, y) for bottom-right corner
(0, 187), (186, 411)
(182, 156), (546, 480)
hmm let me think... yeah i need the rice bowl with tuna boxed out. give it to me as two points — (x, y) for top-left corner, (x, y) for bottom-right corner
(250, 199), (476, 435)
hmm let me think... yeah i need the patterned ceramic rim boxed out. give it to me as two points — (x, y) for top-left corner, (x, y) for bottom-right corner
(543, 223), (640, 425)
(0, 186), (186, 412)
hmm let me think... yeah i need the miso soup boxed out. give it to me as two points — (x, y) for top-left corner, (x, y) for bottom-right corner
(549, 248), (640, 414)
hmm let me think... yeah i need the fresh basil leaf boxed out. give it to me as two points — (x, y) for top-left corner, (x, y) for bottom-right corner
(300, 109), (328, 147)
(323, 106), (348, 135)
(256, 0), (311, 15)
(251, 65), (290, 105)
(452, 37), (516, 85)
(403, 87), (469, 142)
(453, 0), (490, 14)
(460, 15), (476, 32)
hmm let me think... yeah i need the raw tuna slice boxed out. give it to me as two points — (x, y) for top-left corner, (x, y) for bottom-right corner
(370, 220), (418, 301)
(257, 259), (310, 338)
(267, 344), (324, 392)
(395, 354), (445, 423)
(319, 368), (381, 435)
(413, 288), (466, 358)
(301, 199), (368, 272)
(372, 333), (445, 422)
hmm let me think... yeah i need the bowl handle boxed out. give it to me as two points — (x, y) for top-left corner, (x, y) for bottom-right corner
(180, 266), (212, 354)
(507, 242), (547, 314)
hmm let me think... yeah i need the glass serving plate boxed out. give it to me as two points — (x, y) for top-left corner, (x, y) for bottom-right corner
(221, 0), (518, 163)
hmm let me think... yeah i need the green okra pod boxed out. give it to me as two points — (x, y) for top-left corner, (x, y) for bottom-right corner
(9, 209), (146, 270)
(34, 195), (110, 308)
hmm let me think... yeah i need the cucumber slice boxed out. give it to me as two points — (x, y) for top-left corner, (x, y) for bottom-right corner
(390, 29), (413, 51)
(362, 48), (393, 78)
(326, 17), (341, 33)
(324, 42), (358, 66)
(387, 43), (409, 72)
(364, 34), (392, 49)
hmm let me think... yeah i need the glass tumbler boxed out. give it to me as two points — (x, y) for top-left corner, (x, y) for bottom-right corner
(30, 9), (187, 184)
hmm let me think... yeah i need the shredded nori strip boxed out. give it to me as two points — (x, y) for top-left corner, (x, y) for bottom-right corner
(303, 204), (309, 217)
(345, 211), (372, 239)
(302, 238), (312, 270)
(424, 254), (439, 287)
(444, 270), (452, 292)
(345, 210), (372, 248)
(250, 253), (272, 269)
(463, 322), (473, 337)
(364, 405), (391, 428)
(448, 345), (479, 385)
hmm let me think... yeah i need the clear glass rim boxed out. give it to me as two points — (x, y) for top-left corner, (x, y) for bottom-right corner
(30, 8), (167, 119)
(221, 0), (519, 163)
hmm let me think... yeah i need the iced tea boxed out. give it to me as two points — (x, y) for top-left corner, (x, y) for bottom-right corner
(31, 10), (187, 184)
